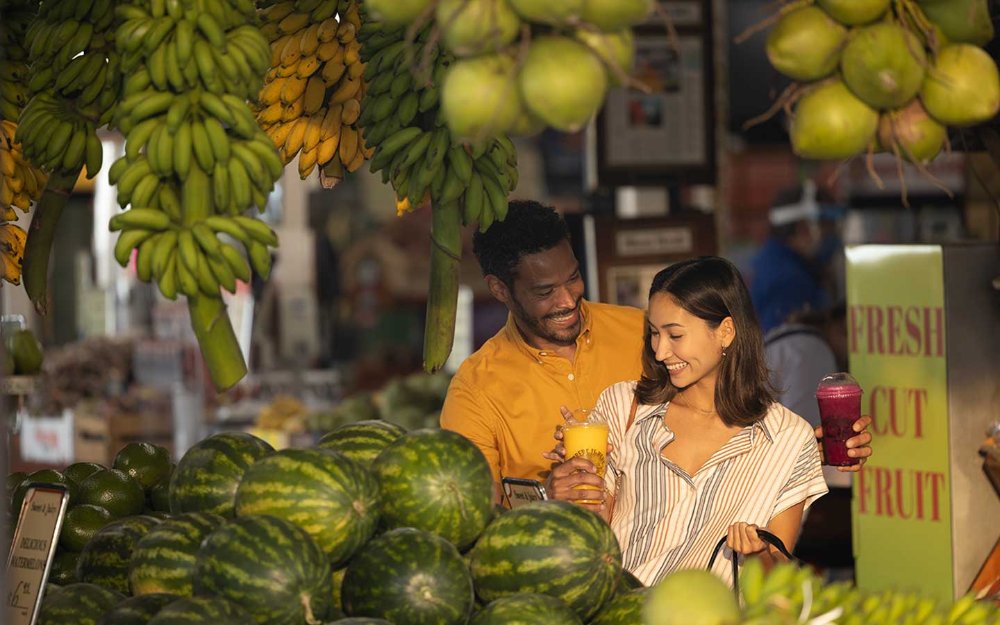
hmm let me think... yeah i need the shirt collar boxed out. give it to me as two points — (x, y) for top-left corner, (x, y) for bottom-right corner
(502, 299), (594, 361)
(637, 401), (777, 445)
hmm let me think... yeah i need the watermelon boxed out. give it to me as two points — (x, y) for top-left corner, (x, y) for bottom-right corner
(194, 515), (331, 625)
(77, 515), (162, 594)
(37, 582), (125, 625)
(317, 419), (407, 464)
(96, 593), (179, 625)
(129, 512), (225, 596)
(330, 567), (348, 616)
(469, 594), (582, 625)
(234, 448), (380, 566)
(372, 428), (493, 549)
(168, 432), (274, 517)
(616, 570), (645, 594)
(50, 549), (81, 585)
(146, 597), (255, 625)
(342, 528), (474, 625)
(328, 620), (394, 625)
(589, 588), (649, 625)
(468, 501), (622, 621)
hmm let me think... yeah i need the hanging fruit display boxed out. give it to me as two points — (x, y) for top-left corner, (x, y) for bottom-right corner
(255, 0), (373, 185)
(0, 0), (46, 288)
(108, 0), (282, 390)
(11, 0), (113, 298)
(357, 0), (652, 371)
(760, 0), (999, 183)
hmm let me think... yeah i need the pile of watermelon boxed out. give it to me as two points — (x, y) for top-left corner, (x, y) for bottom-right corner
(23, 421), (642, 625)
(307, 371), (452, 433)
(18, 419), (999, 625)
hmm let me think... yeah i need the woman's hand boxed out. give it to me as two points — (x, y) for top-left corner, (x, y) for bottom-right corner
(814, 415), (874, 472)
(726, 522), (768, 556)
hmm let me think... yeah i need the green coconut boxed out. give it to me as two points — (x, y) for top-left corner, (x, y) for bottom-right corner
(575, 27), (635, 86)
(364, 0), (433, 25)
(917, 0), (994, 46)
(580, 0), (654, 31)
(442, 53), (522, 142)
(841, 22), (927, 110)
(507, 0), (583, 25)
(436, 0), (521, 57)
(791, 79), (880, 160)
(816, 0), (891, 25)
(921, 43), (1000, 126)
(507, 108), (546, 137)
(877, 99), (947, 164)
(518, 35), (609, 132)
(766, 6), (847, 81)
(644, 570), (740, 625)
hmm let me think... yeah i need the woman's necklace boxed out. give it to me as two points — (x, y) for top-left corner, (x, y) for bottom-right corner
(674, 393), (717, 416)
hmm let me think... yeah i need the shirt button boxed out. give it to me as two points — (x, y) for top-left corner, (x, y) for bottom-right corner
(568, 373), (575, 381)
(539, 351), (547, 356)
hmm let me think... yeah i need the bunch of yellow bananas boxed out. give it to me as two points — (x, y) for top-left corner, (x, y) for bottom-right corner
(109, 0), (283, 391)
(0, 0), (45, 288)
(256, 0), (373, 183)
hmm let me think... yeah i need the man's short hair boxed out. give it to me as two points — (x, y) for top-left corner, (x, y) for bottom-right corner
(472, 200), (570, 286)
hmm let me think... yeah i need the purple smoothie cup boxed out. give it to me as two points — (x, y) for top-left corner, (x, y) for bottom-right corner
(815, 372), (863, 466)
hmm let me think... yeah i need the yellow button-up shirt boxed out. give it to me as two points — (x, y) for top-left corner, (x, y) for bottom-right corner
(440, 300), (645, 482)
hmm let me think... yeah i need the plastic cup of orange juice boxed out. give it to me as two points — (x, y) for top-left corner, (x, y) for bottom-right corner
(562, 412), (609, 505)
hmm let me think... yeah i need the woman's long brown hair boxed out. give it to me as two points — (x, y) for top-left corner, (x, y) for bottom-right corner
(634, 257), (777, 427)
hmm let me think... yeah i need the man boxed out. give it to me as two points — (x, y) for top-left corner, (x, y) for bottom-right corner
(751, 180), (830, 334)
(440, 200), (871, 495)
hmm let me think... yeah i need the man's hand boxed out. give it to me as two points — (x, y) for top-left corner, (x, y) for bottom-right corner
(815, 415), (873, 472)
(544, 456), (606, 515)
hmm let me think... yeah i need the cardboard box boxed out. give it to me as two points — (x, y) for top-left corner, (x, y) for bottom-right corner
(73, 390), (175, 465)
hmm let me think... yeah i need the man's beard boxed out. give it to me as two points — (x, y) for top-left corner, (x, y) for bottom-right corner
(510, 296), (582, 347)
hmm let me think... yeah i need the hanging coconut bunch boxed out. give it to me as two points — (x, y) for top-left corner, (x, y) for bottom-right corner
(760, 0), (999, 177)
(362, 0), (653, 143)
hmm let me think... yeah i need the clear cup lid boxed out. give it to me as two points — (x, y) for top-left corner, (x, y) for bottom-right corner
(816, 372), (862, 397)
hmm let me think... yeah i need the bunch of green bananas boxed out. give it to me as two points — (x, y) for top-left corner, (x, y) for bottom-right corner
(109, 0), (284, 391)
(108, 207), (274, 300)
(739, 559), (1000, 625)
(256, 0), (372, 182)
(357, 16), (518, 373)
(15, 0), (119, 177)
(0, 0), (38, 122)
(357, 20), (519, 233)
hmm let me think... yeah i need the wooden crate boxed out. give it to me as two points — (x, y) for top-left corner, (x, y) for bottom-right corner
(73, 389), (175, 465)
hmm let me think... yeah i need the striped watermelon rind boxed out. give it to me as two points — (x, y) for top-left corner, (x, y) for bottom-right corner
(96, 592), (179, 625)
(316, 419), (407, 464)
(589, 588), (650, 625)
(76, 515), (162, 594)
(168, 432), (274, 517)
(146, 596), (255, 625)
(194, 515), (331, 625)
(37, 582), (126, 625)
(372, 428), (493, 550)
(342, 527), (474, 625)
(469, 593), (583, 625)
(468, 501), (623, 621)
(234, 448), (381, 567)
(129, 512), (225, 596)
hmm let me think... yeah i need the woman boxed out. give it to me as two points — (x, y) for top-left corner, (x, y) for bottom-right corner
(545, 257), (828, 587)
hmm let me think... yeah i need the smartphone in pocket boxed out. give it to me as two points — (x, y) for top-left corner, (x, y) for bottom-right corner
(500, 477), (547, 508)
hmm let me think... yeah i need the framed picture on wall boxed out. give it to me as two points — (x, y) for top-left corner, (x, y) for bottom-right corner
(596, 0), (716, 186)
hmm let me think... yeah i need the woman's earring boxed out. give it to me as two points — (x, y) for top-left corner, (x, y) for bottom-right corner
(722, 349), (727, 357)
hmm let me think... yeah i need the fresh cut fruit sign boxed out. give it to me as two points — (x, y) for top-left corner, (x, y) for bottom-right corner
(846, 245), (951, 601)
